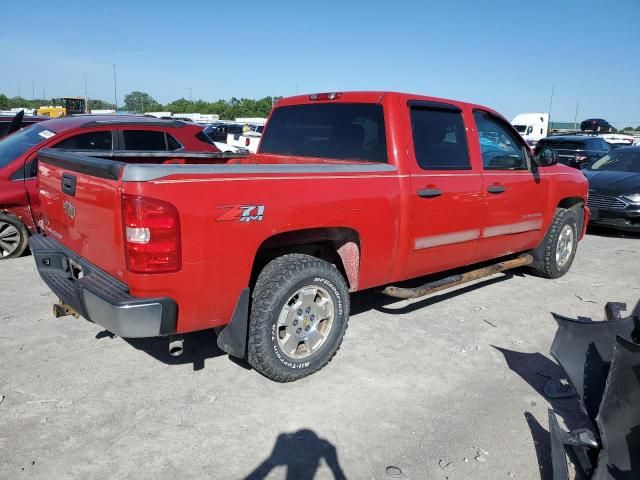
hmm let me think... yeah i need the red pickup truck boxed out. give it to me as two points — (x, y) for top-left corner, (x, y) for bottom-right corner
(31, 91), (589, 382)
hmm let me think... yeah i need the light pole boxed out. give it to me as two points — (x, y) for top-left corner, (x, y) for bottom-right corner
(84, 75), (88, 113)
(113, 64), (118, 112)
(188, 87), (192, 102)
(548, 85), (554, 124)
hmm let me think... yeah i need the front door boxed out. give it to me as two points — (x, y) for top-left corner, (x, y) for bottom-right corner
(472, 110), (548, 261)
(402, 101), (484, 280)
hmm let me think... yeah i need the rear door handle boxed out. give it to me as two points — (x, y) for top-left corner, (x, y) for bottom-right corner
(418, 188), (443, 198)
(61, 173), (77, 196)
(487, 185), (506, 194)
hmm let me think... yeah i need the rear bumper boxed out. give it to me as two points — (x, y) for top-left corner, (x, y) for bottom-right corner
(29, 235), (177, 338)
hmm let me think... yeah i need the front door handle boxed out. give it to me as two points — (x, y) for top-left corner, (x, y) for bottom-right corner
(487, 185), (506, 194)
(418, 188), (443, 198)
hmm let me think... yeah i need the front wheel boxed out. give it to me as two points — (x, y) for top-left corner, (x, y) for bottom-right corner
(248, 254), (350, 382)
(0, 214), (29, 260)
(529, 208), (579, 278)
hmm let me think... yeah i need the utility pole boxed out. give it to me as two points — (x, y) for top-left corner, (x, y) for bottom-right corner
(548, 85), (555, 123)
(84, 75), (88, 113)
(42, 88), (46, 101)
(573, 98), (579, 130)
(112, 64), (118, 112)
(188, 87), (192, 102)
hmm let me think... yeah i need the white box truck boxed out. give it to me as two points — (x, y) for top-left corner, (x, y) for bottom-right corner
(511, 113), (549, 145)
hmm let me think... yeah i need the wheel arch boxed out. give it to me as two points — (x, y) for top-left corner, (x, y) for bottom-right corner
(557, 197), (585, 234)
(251, 227), (361, 291)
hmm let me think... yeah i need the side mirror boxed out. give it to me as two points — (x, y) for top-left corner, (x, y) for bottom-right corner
(534, 147), (558, 167)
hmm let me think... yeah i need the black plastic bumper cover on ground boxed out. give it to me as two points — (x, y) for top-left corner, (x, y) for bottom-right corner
(29, 234), (177, 338)
(549, 303), (640, 479)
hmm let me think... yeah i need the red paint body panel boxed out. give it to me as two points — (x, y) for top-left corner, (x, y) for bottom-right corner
(36, 92), (589, 335)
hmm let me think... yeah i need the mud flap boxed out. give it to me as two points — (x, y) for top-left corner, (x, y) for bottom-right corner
(549, 303), (640, 479)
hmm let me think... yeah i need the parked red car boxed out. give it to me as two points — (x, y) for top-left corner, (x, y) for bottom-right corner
(32, 92), (589, 381)
(0, 115), (219, 258)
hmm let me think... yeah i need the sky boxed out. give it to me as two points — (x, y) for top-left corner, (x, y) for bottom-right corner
(2, 0), (639, 126)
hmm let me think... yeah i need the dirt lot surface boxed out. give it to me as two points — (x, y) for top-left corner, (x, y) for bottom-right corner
(1, 229), (638, 480)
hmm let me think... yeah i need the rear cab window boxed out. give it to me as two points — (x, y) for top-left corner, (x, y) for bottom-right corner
(259, 103), (388, 163)
(409, 102), (470, 170)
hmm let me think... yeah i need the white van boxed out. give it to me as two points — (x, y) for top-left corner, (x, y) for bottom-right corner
(511, 113), (549, 145)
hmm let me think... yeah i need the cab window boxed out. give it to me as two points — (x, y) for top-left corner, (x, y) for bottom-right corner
(123, 130), (181, 151)
(474, 111), (528, 170)
(410, 107), (470, 170)
(53, 131), (113, 150)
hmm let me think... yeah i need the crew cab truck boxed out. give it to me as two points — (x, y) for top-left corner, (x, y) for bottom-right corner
(31, 91), (589, 382)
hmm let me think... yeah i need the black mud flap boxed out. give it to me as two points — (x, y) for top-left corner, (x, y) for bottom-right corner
(216, 288), (250, 358)
(549, 302), (640, 479)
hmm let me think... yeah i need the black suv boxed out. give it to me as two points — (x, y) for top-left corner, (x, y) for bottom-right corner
(535, 135), (610, 168)
(580, 118), (613, 133)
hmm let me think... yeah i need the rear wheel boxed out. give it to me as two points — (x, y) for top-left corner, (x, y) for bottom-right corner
(248, 254), (350, 382)
(0, 214), (29, 260)
(529, 208), (579, 278)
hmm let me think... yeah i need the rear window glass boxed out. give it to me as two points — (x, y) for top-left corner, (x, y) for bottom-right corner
(410, 108), (470, 170)
(538, 139), (586, 150)
(259, 103), (388, 163)
(123, 130), (167, 150)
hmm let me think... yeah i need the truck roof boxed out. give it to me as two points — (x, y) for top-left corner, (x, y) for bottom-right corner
(34, 115), (192, 133)
(277, 91), (506, 121)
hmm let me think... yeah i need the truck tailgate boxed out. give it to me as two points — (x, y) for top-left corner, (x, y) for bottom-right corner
(37, 149), (128, 282)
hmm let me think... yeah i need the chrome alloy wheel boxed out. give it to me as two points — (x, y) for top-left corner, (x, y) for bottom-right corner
(556, 224), (575, 268)
(276, 285), (335, 359)
(0, 221), (20, 258)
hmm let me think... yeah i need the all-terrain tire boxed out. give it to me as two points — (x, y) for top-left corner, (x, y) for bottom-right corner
(529, 208), (579, 279)
(248, 254), (350, 382)
(0, 214), (29, 260)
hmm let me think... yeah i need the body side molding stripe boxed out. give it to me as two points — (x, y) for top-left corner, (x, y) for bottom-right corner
(482, 219), (544, 238)
(414, 229), (481, 250)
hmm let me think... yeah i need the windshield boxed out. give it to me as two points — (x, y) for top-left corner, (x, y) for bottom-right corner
(0, 125), (54, 169)
(513, 125), (526, 133)
(259, 103), (387, 162)
(588, 150), (640, 173)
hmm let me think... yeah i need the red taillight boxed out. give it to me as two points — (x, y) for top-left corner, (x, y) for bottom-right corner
(245, 137), (251, 146)
(121, 194), (181, 273)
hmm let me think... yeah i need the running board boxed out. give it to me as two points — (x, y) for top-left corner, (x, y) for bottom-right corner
(381, 254), (533, 300)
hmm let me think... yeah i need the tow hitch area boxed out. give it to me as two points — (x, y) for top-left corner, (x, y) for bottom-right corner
(549, 301), (640, 479)
(381, 254), (533, 300)
(53, 301), (79, 319)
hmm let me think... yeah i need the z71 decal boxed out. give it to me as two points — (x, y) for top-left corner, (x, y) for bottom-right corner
(216, 205), (265, 223)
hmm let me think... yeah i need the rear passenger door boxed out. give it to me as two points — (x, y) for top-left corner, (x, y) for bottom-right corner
(402, 101), (484, 279)
(472, 110), (548, 261)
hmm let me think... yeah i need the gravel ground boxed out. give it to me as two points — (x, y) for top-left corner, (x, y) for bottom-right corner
(0, 229), (638, 480)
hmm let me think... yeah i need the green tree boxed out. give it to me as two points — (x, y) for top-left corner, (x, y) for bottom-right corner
(87, 99), (115, 111)
(123, 91), (162, 113)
